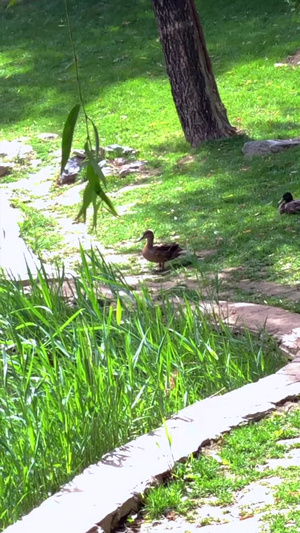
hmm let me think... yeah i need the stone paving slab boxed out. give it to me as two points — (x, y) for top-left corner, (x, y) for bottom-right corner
(131, 510), (297, 533)
(257, 447), (300, 470)
(130, 513), (266, 533)
(236, 279), (300, 301)
(200, 301), (300, 359)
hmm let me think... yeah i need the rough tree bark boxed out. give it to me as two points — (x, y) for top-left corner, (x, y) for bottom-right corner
(151, 0), (236, 146)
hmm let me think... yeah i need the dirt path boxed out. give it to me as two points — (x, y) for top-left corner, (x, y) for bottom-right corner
(3, 167), (300, 308)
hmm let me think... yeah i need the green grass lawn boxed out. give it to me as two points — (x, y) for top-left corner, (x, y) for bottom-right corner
(0, 0), (300, 283)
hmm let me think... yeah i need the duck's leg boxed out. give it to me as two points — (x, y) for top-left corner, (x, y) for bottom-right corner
(159, 261), (165, 271)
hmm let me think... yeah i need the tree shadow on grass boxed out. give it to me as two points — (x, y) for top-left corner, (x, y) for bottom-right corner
(0, 0), (297, 130)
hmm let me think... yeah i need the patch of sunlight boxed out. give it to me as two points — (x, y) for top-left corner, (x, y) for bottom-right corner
(0, 50), (33, 76)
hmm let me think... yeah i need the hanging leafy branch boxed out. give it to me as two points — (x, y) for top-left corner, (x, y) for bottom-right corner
(61, 103), (118, 226)
(60, 0), (117, 226)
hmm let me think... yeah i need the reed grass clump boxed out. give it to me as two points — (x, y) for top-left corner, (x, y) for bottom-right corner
(0, 251), (285, 527)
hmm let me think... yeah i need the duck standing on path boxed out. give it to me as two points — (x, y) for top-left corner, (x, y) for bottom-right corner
(278, 192), (300, 214)
(137, 230), (184, 271)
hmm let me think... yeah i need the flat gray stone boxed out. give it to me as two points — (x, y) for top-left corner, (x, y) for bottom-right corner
(277, 437), (300, 447)
(0, 140), (34, 159)
(104, 144), (138, 156)
(236, 280), (300, 302)
(37, 133), (59, 140)
(200, 301), (300, 360)
(257, 447), (300, 471)
(194, 503), (232, 522)
(5, 166), (55, 197)
(236, 480), (276, 508)
(53, 182), (86, 206)
(243, 139), (300, 156)
(135, 513), (266, 533)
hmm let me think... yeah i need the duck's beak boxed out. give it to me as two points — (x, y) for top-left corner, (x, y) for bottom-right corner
(137, 234), (145, 242)
(278, 198), (284, 206)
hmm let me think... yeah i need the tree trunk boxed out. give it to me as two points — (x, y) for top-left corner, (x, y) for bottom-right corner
(151, 0), (236, 146)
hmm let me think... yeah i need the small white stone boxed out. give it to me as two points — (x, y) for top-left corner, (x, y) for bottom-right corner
(37, 133), (59, 140)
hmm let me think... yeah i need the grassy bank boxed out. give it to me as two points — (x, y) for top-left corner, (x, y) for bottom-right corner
(0, 252), (286, 527)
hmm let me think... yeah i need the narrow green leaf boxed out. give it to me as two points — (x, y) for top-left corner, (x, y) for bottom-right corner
(163, 418), (173, 448)
(28, 426), (35, 453)
(96, 185), (118, 216)
(54, 308), (84, 336)
(0, 437), (18, 460)
(116, 298), (122, 326)
(92, 197), (101, 230)
(131, 384), (146, 409)
(88, 117), (101, 161)
(76, 181), (94, 223)
(84, 160), (118, 218)
(205, 342), (219, 360)
(64, 60), (76, 71)
(61, 104), (80, 174)
(86, 159), (98, 189)
(6, 0), (20, 7)
(84, 141), (107, 187)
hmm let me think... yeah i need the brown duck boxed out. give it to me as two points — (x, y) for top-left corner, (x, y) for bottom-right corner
(137, 230), (184, 270)
(278, 192), (300, 214)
